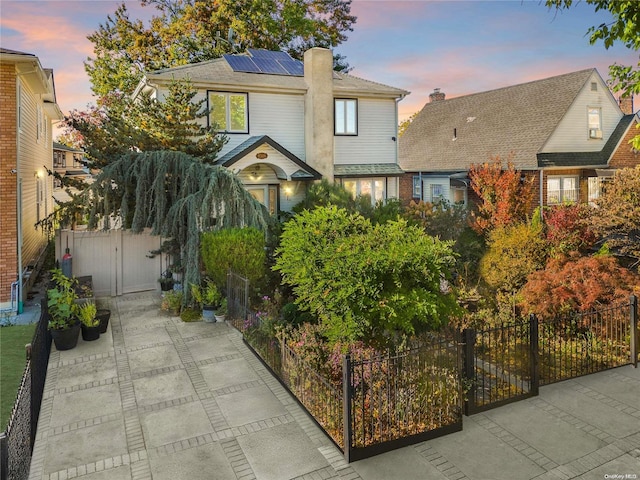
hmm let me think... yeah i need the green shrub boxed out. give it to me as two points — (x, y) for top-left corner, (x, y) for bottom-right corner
(201, 227), (266, 291)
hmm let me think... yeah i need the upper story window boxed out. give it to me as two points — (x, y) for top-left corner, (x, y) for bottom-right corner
(53, 151), (66, 168)
(335, 98), (357, 135)
(73, 153), (84, 169)
(588, 107), (602, 139)
(208, 92), (248, 133)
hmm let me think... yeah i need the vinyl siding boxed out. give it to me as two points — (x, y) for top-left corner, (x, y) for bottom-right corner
(541, 72), (623, 153)
(214, 91), (305, 160)
(18, 78), (53, 269)
(334, 98), (398, 164)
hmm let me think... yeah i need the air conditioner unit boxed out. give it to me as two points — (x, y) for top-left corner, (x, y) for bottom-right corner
(589, 128), (603, 139)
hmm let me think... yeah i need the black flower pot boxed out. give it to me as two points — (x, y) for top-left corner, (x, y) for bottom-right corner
(160, 281), (174, 292)
(50, 322), (81, 351)
(96, 309), (111, 333)
(81, 324), (101, 341)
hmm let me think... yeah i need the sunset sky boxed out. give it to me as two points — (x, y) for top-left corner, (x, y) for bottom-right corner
(1, 0), (637, 127)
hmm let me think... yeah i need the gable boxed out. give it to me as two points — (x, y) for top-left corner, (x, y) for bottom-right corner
(399, 69), (597, 172)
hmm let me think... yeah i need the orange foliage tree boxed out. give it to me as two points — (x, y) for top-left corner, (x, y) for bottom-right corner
(468, 156), (535, 236)
(521, 253), (638, 318)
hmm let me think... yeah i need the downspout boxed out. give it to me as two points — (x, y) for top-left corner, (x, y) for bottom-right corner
(395, 95), (406, 201)
(16, 77), (23, 313)
(539, 169), (544, 221)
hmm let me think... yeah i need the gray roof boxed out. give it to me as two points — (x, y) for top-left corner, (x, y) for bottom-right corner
(0, 48), (34, 56)
(53, 142), (84, 153)
(399, 69), (599, 172)
(216, 135), (321, 179)
(145, 55), (408, 98)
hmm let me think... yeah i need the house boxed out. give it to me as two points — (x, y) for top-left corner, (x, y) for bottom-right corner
(133, 47), (409, 213)
(399, 69), (639, 209)
(0, 48), (63, 313)
(52, 142), (91, 203)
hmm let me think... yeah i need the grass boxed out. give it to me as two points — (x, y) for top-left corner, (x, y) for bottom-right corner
(0, 323), (37, 430)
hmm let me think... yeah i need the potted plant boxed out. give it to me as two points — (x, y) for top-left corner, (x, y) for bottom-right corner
(47, 269), (80, 350)
(158, 270), (175, 291)
(191, 280), (221, 323)
(79, 301), (100, 341)
(96, 308), (111, 333)
(214, 297), (227, 323)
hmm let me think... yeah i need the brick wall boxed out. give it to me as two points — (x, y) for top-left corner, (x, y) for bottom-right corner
(0, 64), (18, 305)
(609, 118), (640, 169)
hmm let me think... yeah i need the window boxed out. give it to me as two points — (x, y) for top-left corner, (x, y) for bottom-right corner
(53, 177), (62, 189)
(588, 177), (601, 205)
(73, 154), (84, 169)
(412, 176), (422, 198)
(547, 176), (578, 205)
(53, 151), (66, 168)
(430, 184), (444, 203)
(590, 82), (597, 92)
(335, 99), (357, 135)
(342, 178), (384, 204)
(208, 92), (248, 133)
(588, 107), (602, 139)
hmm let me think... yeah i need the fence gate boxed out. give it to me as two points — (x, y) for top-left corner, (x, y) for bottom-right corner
(56, 229), (162, 296)
(464, 316), (539, 415)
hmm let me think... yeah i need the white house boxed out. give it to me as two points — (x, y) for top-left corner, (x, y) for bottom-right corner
(133, 47), (409, 213)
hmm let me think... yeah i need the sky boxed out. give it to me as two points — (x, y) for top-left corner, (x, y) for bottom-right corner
(1, 0), (637, 127)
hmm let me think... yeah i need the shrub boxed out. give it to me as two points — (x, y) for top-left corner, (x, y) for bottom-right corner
(521, 253), (639, 317)
(544, 203), (596, 256)
(479, 222), (548, 295)
(201, 227), (266, 291)
(274, 206), (461, 346)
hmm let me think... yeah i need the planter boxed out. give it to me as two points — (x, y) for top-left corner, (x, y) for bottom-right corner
(50, 322), (81, 351)
(214, 314), (226, 323)
(81, 324), (101, 341)
(160, 281), (174, 292)
(96, 309), (111, 333)
(203, 305), (216, 323)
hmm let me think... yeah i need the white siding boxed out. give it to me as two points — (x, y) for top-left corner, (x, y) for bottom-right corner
(334, 98), (398, 164)
(421, 178), (452, 203)
(18, 79), (53, 269)
(541, 72), (623, 153)
(214, 91), (305, 159)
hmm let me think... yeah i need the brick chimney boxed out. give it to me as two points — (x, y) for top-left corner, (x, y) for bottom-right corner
(429, 88), (445, 102)
(619, 95), (635, 115)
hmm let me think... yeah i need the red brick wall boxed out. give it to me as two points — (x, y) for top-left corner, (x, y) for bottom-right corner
(398, 173), (415, 206)
(610, 118), (640, 169)
(0, 64), (18, 305)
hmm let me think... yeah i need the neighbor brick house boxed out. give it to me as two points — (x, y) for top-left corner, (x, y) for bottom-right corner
(0, 48), (62, 312)
(133, 47), (409, 213)
(399, 69), (638, 209)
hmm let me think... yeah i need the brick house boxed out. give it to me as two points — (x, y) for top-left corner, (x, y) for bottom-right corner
(399, 69), (638, 209)
(0, 48), (62, 312)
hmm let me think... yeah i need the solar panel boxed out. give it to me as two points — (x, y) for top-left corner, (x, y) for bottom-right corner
(248, 49), (292, 62)
(224, 54), (261, 73)
(252, 58), (288, 75)
(279, 60), (304, 76)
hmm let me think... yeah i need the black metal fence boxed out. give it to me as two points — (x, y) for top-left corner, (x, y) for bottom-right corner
(464, 296), (638, 414)
(0, 305), (52, 480)
(227, 272), (463, 462)
(227, 270), (638, 462)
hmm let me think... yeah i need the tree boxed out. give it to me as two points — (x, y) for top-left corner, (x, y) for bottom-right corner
(398, 112), (418, 137)
(479, 222), (548, 296)
(274, 206), (460, 346)
(546, 0), (640, 149)
(468, 157), (535, 236)
(86, 0), (356, 96)
(521, 253), (638, 318)
(45, 151), (270, 304)
(59, 79), (224, 169)
(544, 203), (596, 257)
(589, 166), (640, 269)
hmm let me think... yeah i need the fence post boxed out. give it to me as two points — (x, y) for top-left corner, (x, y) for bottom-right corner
(462, 329), (476, 416)
(529, 314), (539, 396)
(631, 295), (638, 369)
(342, 354), (352, 463)
(0, 432), (7, 480)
